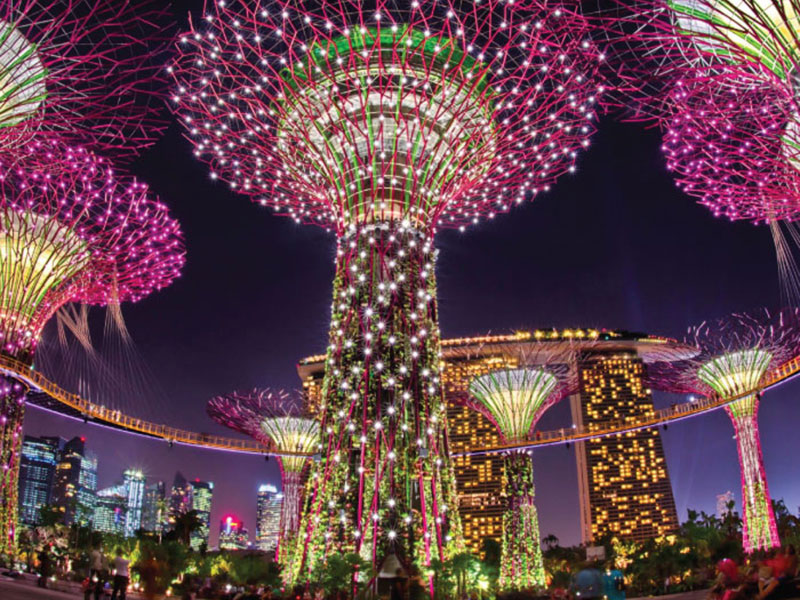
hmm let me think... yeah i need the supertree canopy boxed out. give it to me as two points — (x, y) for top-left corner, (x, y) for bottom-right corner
(171, 0), (605, 581)
(467, 351), (575, 591)
(207, 389), (319, 564)
(671, 308), (800, 552)
(0, 0), (173, 158)
(0, 137), (185, 557)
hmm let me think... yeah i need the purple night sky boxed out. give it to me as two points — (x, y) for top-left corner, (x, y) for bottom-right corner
(20, 0), (800, 547)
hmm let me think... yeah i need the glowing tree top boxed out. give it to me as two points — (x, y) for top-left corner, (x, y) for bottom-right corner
(170, 0), (605, 232)
(468, 364), (574, 444)
(593, 1), (800, 221)
(674, 308), (800, 399)
(207, 389), (319, 472)
(0, 0), (174, 158)
(0, 137), (185, 361)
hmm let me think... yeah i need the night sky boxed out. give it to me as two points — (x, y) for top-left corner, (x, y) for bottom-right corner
(20, 0), (800, 548)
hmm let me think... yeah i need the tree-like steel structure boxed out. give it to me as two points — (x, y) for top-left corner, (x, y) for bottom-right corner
(662, 308), (800, 552)
(207, 389), (318, 567)
(467, 352), (575, 591)
(170, 0), (605, 580)
(0, 137), (185, 558)
(593, 1), (800, 216)
(0, 0), (173, 158)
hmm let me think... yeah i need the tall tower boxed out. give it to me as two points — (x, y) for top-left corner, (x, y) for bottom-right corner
(142, 481), (166, 533)
(572, 348), (680, 543)
(51, 436), (98, 527)
(122, 470), (145, 537)
(18, 436), (62, 526)
(256, 485), (283, 553)
(94, 486), (128, 535)
(189, 479), (214, 551)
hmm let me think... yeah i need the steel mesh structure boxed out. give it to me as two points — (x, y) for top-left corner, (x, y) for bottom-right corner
(0, 137), (184, 558)
(170, 0), (605, 582)
(0, 0), (174, 159)
(207, 389), (318, 568)
(665, 308), (800, 552)
(466, 347), (576, 591)
(592, 1), (800, 222)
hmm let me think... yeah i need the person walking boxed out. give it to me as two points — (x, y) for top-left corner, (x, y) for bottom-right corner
(110, 548), (130, 600)
(87, 543), (106, 600)
(37, 546), (52, 588)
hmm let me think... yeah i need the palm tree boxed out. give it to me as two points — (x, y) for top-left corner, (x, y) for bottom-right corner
(543, 534), (560, 551)
(172, 510), (203, 547)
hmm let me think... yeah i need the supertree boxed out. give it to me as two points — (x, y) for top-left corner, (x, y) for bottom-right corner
(170, 0), (605, 580)
(466, 350), (575, 591)
(590, 1), (800, 302)
(207, 389), (319, 566)
(662, 308), (800, 552)
(0, 137), (185, 557)
(0, 0), (174, 159)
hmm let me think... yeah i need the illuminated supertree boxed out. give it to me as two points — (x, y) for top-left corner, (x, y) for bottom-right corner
(666, 308), (800, 552)
(0, 137), (185, 557)
(170, 0), (605, 580)
(591, 1), (800, 301)
(467, 352), (575, 591)
(0, 0), (173, 158)
(207, 389), (319, 565)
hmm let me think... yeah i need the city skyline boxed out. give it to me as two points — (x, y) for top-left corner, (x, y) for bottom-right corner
(19, 113), (800, 549)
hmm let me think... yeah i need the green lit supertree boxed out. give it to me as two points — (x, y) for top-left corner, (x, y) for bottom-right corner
(466, 350), (576, 591)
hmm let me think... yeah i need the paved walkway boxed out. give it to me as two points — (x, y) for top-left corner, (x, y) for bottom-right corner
(0, 577), (80, 599)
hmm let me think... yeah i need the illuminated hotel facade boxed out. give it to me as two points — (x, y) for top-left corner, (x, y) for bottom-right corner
(572, 349), (680, 543)
(299, 329), (692, 552)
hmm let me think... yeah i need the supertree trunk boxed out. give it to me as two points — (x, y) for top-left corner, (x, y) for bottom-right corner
(0, 375), (27, 561)
(292, 222), (461, 582)
(726, 395), (779, 552)
(500, 451), (545, 590)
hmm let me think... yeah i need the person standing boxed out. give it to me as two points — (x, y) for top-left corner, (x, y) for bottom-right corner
(37, 546), (52, 588)
(87, 544), (106, 600)
(110, 549), (130, 600)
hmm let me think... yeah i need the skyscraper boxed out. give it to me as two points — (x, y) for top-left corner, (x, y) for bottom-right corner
(219, 516), (249, 550)
(572, 347), (681, 543)
(51, 437), (97, 526)
(255, 484), (282, 553)
(168, 472), (192, 528)
(122, 470), (145, 537)
(142, 481), (166, 533)
(190, 479), (213, 551)
(94, 486), (127, 535)
(18, 436), (62, 526)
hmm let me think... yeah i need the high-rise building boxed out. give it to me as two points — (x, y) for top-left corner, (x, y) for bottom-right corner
(18, 436), (62, 526)
(255, 484), (282, 552)
(166, 473), (214, 549)
(572, 347), (681, 543)
(300, 329), (691, 553)
(219, 516), (249, 550)
(717, 491), (735, 519)
(122, 470), (145, 537)
(94, 486), (127, 535)
(190, 479), (213, 550)
(168, 471), (192, 528)
(51, 437), (98, 526)
(142, 481), (166, 533)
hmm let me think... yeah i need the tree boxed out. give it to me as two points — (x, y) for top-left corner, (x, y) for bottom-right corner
(171, 510), (203, 547)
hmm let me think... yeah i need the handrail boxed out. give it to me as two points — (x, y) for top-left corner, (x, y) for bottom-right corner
(2, 352), (799, 456)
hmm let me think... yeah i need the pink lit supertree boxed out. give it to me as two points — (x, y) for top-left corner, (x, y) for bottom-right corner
(0, 0), (174, 159)
(170, 0), (606, 582)
(658, 308), (800, 552)
(0, 137), (185, 558)
(207, 389), (319, 567)
(591, 2), (800, 302)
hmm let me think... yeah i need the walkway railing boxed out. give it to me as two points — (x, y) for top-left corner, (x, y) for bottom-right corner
(2, 352), (799, 456)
